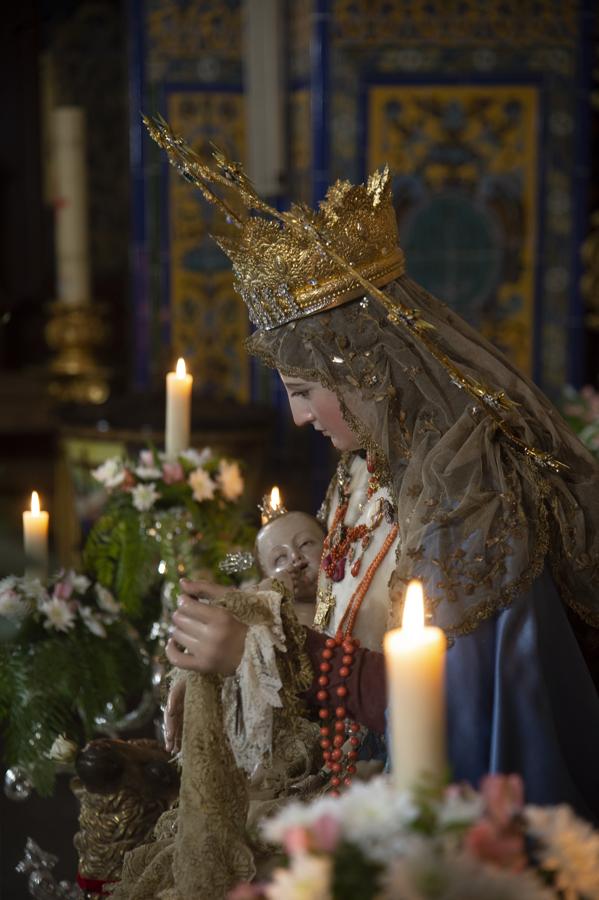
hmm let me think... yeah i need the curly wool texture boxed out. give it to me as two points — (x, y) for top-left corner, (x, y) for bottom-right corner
(111, 585), (317, 900)
(248, 276), (599, 636)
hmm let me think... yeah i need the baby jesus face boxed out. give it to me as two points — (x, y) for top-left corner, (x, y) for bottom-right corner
(255, 512), (324, 623)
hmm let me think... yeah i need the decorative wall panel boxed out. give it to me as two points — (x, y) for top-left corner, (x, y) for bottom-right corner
(368, 84), (539, 374)
(325, 0), (594, 392)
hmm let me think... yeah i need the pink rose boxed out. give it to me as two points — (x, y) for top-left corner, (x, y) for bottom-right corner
(465, 818), (526, 872)
(310, 814), (341, 853)
(465, 774), (527, 873)
(53, 579), (73, 601)
(282, 826), (311, 856)
(162, 461), (184, 484)
(480, 774), (524, 828)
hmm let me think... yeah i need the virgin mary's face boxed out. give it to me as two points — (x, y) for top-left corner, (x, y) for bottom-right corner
(279, 374), (362, 452)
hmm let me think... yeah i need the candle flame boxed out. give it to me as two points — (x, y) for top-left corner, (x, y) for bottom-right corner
(175, 357), (187, 378)
(270, 486), (281, 509)
(402, 580), (424, 631)
(31, 491), (41, 515)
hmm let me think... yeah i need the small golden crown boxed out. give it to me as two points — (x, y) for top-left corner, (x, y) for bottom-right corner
(143, 114), (403, 330)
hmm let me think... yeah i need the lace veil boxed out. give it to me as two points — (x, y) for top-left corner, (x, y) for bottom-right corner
(248, 275), (599, 637)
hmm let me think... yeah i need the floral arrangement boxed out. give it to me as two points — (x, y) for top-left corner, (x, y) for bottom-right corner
(231, 774), (599, 900)
(0, 570), (148, 795)
(83, 446), (256, 627)
(560, 384), (599, 458)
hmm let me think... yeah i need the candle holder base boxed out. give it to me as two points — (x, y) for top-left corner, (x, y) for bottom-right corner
(45, 301), (110, 405)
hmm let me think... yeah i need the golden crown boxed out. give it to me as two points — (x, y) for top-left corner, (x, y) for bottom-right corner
(215, 177), (404, 329)
(143, 115), (403, 329)
(144, 114), (566, 474)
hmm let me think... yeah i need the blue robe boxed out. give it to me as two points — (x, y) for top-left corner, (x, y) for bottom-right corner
(445, 569), (599, 823)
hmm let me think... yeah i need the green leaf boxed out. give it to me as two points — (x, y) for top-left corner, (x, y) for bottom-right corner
(331, 843), (383, 900)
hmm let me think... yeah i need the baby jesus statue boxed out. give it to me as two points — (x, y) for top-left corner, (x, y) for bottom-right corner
(254, 509), (324, 627)
(163, 505), (324, 755)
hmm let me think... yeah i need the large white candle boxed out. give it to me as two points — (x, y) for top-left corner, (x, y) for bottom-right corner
(23, 491), (49, 580)
(384, 580), (447, 792)
(165, 358), (192, 458)
(52, 107), (91, 305)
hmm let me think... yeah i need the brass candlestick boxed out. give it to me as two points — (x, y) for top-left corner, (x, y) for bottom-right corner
(45, 300), (110, 404)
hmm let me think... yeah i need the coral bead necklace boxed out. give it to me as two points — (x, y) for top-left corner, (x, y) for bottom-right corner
(315, 454), (398, 795)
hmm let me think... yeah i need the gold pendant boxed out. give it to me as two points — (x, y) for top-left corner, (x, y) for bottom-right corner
(313, 585), (336, 631)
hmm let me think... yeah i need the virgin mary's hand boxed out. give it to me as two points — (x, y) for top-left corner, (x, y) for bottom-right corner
(166, 596), (248, 676)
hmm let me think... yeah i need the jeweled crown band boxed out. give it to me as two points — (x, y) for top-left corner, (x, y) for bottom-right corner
(256, 248), (405, 331)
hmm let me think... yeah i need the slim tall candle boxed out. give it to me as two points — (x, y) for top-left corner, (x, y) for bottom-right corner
(52, 107), (91, 305)
(383, 580), (447, 792)
(165, 357), (192, 458)
(23, 491), (49, 580)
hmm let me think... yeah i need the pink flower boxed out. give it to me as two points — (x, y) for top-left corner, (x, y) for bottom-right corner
(310, 814), (342, 853)
(283, 826), (311, 856)
(465, 774), (527, 873)
(563, 402), (584, 417)
(465, 818), (526, 872)
(139, 449), (154, 467)
(162, 461), (184, 484)
(53, 579), (73, 601)
(121, 469), (135, 490)
(480, 774), (524, 828)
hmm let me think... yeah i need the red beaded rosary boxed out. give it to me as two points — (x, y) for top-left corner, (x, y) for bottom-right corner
(316, 460), (399, 795)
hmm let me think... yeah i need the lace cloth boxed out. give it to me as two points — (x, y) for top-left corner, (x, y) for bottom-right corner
(223, 590), (286, 776)
(111, 584), (317, 900)
(248, 276), (599, 637)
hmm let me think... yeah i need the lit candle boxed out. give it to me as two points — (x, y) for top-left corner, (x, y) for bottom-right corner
(383, 579), (446, 792)
(22, 491), (49, 580)
(165, 357), (192, 458)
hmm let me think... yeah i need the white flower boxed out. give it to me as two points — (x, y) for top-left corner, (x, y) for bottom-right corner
(437, 785), (484, 829)
(47, 734), (78, 764)
(264, 776), (419, 865)
(131, 482), (160, 511)
(188, 468), (216, 503)
(21, 577), (50, 607)
(265, 854), (332, 900)
(526, 804), (599, 899)
(41, 597), (76, 633)
(70, 573), (91, 594)
(0, 587), (29, 620)
(333, 778), (419, 862)
(180, 447), (212, 468)
(79, 605), (107, 638)
(91, 458), (125, 489)
(217, 459), (244, 501)
(134, 464), (162, 480)
(94, 584), (119, 617)
(0, 575), (17, 593)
